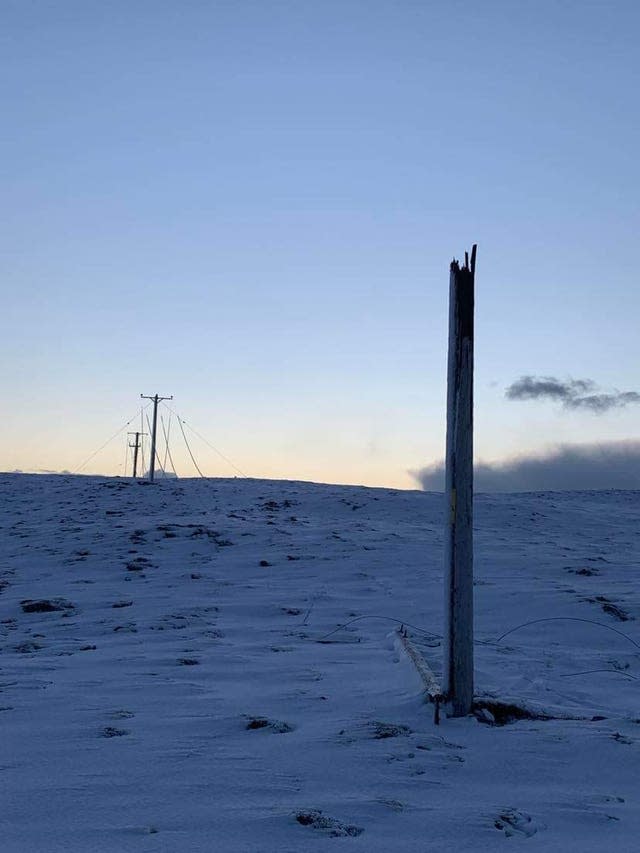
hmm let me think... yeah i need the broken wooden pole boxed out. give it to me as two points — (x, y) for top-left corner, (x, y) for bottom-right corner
(396, 627), (444, 724)
(443, 245), (476, 717)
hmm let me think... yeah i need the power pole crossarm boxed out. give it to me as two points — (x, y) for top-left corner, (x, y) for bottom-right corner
(140, 394), (173, 482)
(443, 246), (476, 717)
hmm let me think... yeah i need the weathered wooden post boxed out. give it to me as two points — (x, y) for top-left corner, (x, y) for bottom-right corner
(443, 245), (476, 717)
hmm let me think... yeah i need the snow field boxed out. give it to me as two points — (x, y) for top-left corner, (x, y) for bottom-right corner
(1, 474), (639, 851)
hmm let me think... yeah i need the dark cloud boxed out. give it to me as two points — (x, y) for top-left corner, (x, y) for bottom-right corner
(505, 376), (640, 413)
(412, 441), (640, 492)
(565, 391), (640, 413)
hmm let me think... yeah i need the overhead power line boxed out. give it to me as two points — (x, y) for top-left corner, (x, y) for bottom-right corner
(74, 403), (152, 474)
(161, 402), (248, 478)
(160, 414), (178, 477)
(139, 409), (147, 476)
(176, 414), (208, 478)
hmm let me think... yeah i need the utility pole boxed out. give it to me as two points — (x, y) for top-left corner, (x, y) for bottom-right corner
(127, 431), (146, 479)
(443, 245), (476, 717)
(140, 394), (173, 482)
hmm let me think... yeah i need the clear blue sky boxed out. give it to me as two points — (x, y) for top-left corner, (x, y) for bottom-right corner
(3, 0), (639, 487)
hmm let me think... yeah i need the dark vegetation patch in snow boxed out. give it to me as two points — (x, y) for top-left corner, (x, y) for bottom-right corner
(371, 721), (412, 739)
(474, 700), (554, 726)
(295, 810), (363, 837)
(155, 523), (234, 546)
(126, 558), (152, 572)
(21, 598), (75, 614)
(245, 716), (294, 733)
(586, 596), (631, 622)
(261, 499), (295, 511)
(565, 566), (600, 576)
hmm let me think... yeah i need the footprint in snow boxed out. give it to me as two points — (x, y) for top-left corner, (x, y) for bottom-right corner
(110, 710), (135, 720)
(336, 721), (411, 745)
(113, 623), (137, 633)
(611, 732), (634, 745)
(375, 798), (404, 812)
(415, 735), (466, 752)
(101, 726), (129, 738)
(15, 641), (44, 653)
(494, 809), (539, 838)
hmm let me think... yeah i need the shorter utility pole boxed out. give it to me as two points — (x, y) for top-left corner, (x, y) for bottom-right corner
(140, 394), (173, 482)
(127, 431), (146, 479)
(443, 245), (476, 717)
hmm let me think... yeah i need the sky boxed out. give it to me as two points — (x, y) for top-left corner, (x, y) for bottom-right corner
(2, 0), (639, 489)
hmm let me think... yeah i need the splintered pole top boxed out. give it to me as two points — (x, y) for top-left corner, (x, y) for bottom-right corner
(451, 244), (477, 276)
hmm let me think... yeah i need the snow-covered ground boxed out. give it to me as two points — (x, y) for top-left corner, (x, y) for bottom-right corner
(1, 473), (639, 852)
